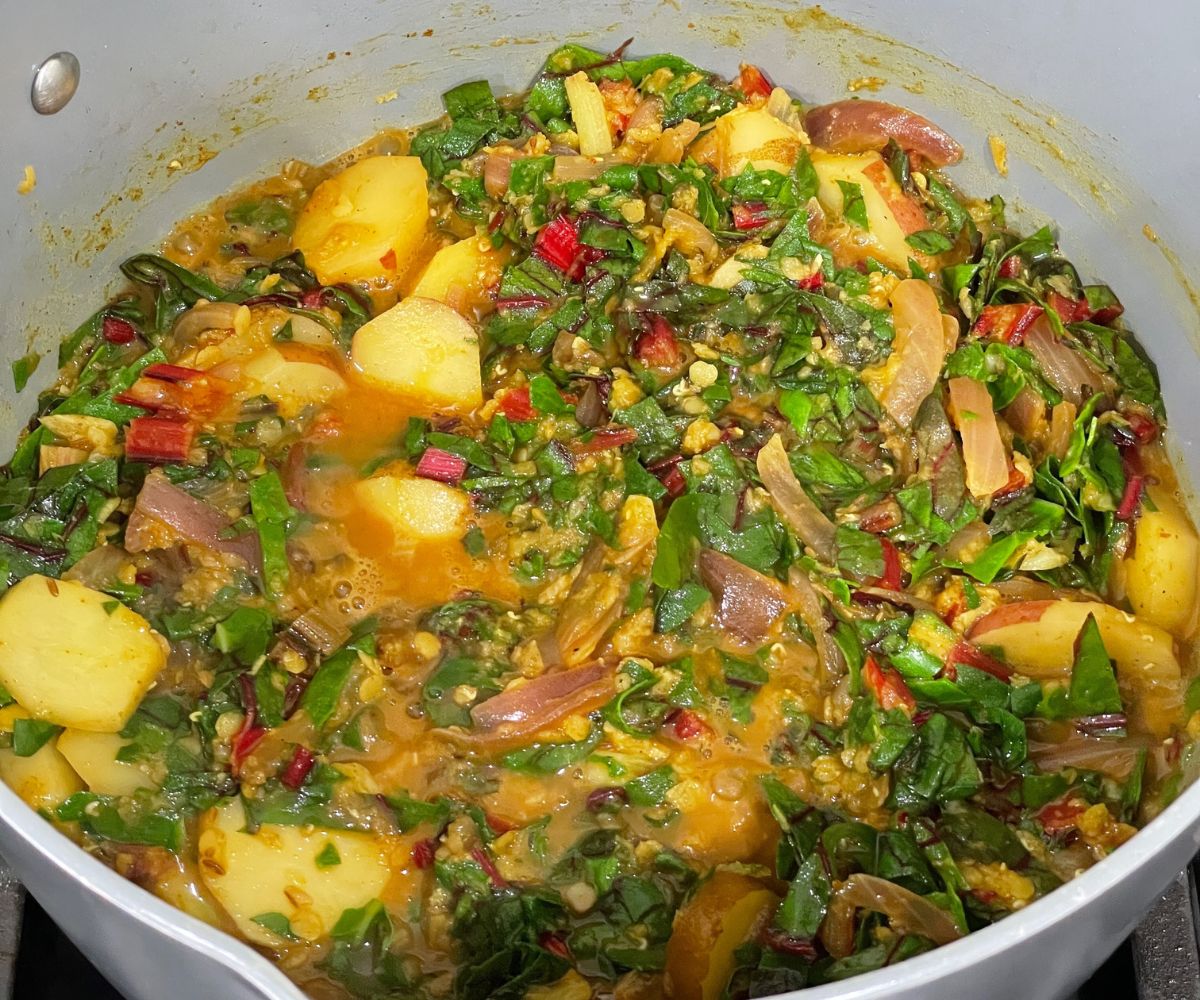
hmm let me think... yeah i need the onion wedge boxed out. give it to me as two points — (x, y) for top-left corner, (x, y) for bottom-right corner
(831, 873), (963, 945)
(465, 660), (616, 747)
(756, 434), (837, 563)
(804, 100), (963, 167)
(1023, 318), (1105, 406)
(698, 549), (789, 643)
(947, 376), (1009, 498)
(126, 470), (262, 571)
(879, 279), (952, 429)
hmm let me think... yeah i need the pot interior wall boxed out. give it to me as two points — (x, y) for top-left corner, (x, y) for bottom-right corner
(0, 4), (1199, 999)
(2, 1), (1198, 470)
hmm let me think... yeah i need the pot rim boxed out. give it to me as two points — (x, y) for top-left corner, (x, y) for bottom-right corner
(3, 761), (1200, 998)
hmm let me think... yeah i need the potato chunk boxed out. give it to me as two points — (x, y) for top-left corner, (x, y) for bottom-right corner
(715, 107), (803, 177)
(351, 296), (482, 411)
(971, 599), (1182, 736)
(410, 238), (508, 316)
(0, 739), (82, 812)
(665, 870), (779, 1000)
(198, 798), (391, 946)
(355, 475), (469, 543)
(293, 156), (429, 285)
(811, 150), (927, 270)
(1122, 485), (1199, 635)
(57, 729), (154, 797)
(239, 348), (347, 418)
(0, 576), (167, 732)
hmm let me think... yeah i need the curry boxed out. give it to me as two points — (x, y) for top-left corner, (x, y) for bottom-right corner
(0, 41), (1195, 1000)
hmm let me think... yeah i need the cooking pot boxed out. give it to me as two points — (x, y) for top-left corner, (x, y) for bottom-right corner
(2, 2), (1199, 998)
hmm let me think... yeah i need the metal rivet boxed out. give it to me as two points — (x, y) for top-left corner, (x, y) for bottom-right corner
(31, 52), (80, 115)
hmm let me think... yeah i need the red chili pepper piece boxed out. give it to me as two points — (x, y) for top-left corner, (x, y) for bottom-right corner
(668, 708), (712, 741)
(485, 813), (517, 835)
(998, 255), (1023, 279)
(737, 63), (774, 99)
(863, 655), (916, 713)
(973, 303), (1043, 345)
(411, 837), (438, 869)
(1116, 475), (1145, 522)
(1046, 291), (1092, 325)
(635, 315), (682, 367)
(948, 640), (1013, 681)
(102, 315), (138, 345)
(124, 416), (194, 464)
(280, 746), (316, 790)
(415, 446), (468, 485)
(533, 214), (581, 273)
(497, 385), (536, 421)
(378, 248), (398, 270)
(1038, 799), (1086, 834)
(540, 933), (572, 960)
(732, 201), (772, 231)
(868, 538), (904, 590)
(992, 464), (1030, 504)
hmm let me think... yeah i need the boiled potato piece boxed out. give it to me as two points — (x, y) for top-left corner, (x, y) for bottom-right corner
(665, 871), (779, 1000)
(351, 296), (482, 411)
(1121, 484), (1199, 635)
(0, 739), (82, 813)
(57, 729), (154, 797)
(715, 107), (803, 177)
(811, 150), (927, 270)
(0, 576), (167, 732)
(355, 475), (469, 543)
(293, 156), (429, 285)
(411, 238), (508, 316)
(971, 599), (1182, 736)
(240, 348), (347, 419)
(198, 798), (391, 946)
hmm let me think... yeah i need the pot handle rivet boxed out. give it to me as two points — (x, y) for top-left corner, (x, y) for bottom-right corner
(31, 52), (80, 115)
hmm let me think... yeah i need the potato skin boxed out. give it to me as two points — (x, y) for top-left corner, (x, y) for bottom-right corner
(810, 149), (925, 270)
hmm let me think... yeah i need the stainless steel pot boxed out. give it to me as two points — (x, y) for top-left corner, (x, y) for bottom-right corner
(2, 2), (1199, 998)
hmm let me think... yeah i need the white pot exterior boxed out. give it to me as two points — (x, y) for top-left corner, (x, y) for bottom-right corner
(1, 3), (1198, 998)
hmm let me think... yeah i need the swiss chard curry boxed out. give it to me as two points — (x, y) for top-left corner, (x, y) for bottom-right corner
(0, 41), (1197, 1000)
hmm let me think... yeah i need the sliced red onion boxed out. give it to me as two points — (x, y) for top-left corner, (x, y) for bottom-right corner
(465, 660), (616, 746)
(834, 873), (963, 945)
(698, 549), (789, 643)
(1023, 318), (1106, 406)
(126, 470), (262, 572)
(804, 100), (963, 167)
